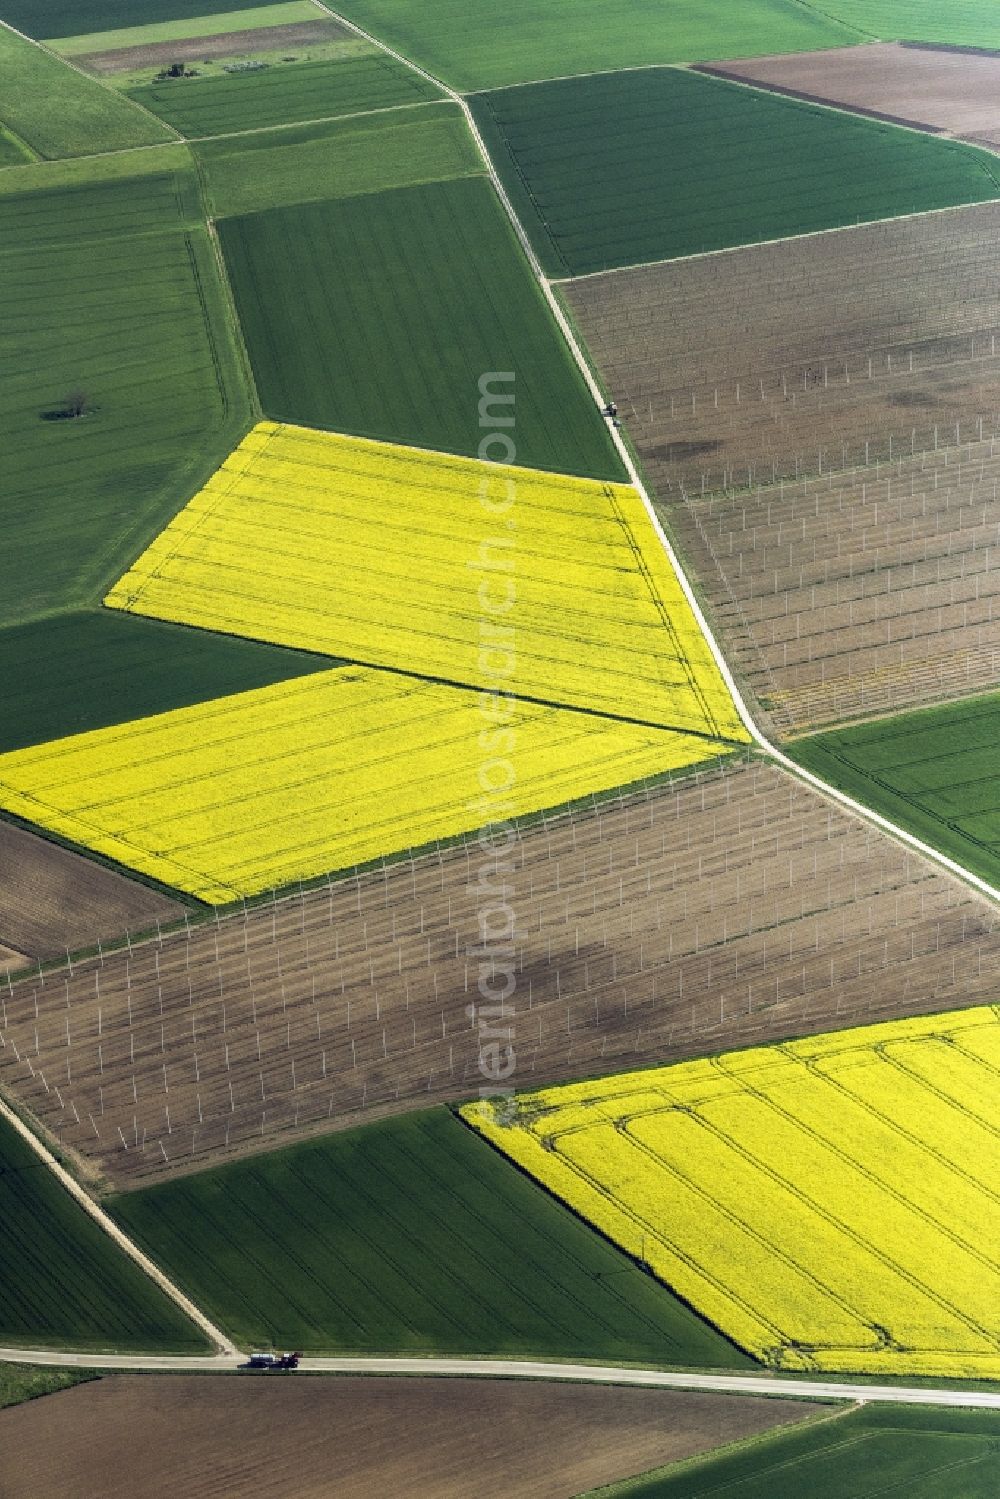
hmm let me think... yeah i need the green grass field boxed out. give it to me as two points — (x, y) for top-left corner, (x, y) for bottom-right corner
(473, 67), (1000, 276)
(821, 1), (1000, 50)
(0, 24), (174, 158)
(0, 125), (34, 164)
(218, 174), (623, 476)
(3, 0), (301, 41)
(129, 53), (439, 138)
(0, 164), (253, 626)
(49, 2), (319, 52)
(596, 1407), (1000, 1497)
(0, 1363), (97, 1410)
(0, 1112), (207, 1352)
(110, 1108), (750, 1363)
(789, 693), (1000, 889)
(0, 611), (333, 754)
(194, 102), (481, 216)
(331, 0), (862, 91)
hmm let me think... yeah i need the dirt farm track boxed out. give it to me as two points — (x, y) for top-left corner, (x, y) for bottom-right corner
(2, 760), (994, 1188)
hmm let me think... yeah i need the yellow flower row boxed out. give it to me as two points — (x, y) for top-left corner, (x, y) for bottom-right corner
(0, 667), (729, 903)
(106, 422), (747, 743)
(463, 1005), (1000, 1377)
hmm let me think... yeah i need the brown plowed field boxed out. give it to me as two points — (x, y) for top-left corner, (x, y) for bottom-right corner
(77, 20), (348, 75)
(563, 202), (1000, 498)
(0, 1375), (814, 1499)
(0, 819), (184, 963)
(667, 438), (1000, 731)
(699, 42), (1000, 142)
(0, 945), (27, 974)
(2, 761), (994, 1188)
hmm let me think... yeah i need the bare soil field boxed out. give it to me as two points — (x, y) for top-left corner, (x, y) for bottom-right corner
(699, 42), (1000, 142)
(0, 945), (27, 974)
(0, 1375), (813, 1499)
(563, 201), (1000, 499)
(0, 819), (184, 964)
(666, 438), (1000, 730)
(78, 21), (347, 75)
(1, 761), (994, 1188)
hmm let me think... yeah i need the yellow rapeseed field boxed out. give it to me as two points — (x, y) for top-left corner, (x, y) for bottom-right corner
(0, 667), (727, 903)
(463, 1005), (1000, 1378)
(106, 422), (747, 743)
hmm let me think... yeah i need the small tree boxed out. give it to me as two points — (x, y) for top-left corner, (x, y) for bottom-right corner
(62, 388), (89, 418)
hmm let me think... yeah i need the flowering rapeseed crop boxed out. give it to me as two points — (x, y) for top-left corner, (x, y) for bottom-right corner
(0, 667), (725, 902)
(463, 1005), (1000, 1377)
(106, 422), (747, 743)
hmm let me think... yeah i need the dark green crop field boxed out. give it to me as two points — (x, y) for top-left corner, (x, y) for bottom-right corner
(0, 1112), (207, 1352)
(0, 164), (252, 626)
(111, 1108), (749, 1363)
(790, 693), (1000, 889)
(472, 67), (1000, 275)
(218, 174), (623, 477)
(599, 1406), (1000, 1497)
(195, 103), (481, 217)
(331, 0), (861, 91)
(0, 612), (333, 754)
(0, 0), (286, 40)
(0, 22), (173, 157)
(129, 53), (439, 138)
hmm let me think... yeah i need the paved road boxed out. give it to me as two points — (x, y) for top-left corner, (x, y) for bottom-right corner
(2, 1348), (999, 1410)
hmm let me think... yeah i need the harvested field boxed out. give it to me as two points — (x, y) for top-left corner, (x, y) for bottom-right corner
(77, 20), (347, 74)
(0, 1376), (815, 1499)
(0, 818), (183, 962)
(701, 42), (1000, 142)
(0, 946), (27, 975)
(659, 438), (1000, 732)
(2, 760), (995, 1187)
(562, 200), (1000, 499)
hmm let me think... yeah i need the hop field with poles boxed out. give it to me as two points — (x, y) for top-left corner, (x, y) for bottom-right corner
(465, 1005), (1000, 1378)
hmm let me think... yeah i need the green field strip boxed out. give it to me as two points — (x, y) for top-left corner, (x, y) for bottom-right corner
(814, 1), (1000, 51)
(0, 610), (335, 754)
(0, 161), (254, 627)
(327, 0), (863, 93)
(129, 51), (439, 136)
(593, 1405), (1000, 1497)
(0, 1364), (97, 1410)
(472, 67), (1000, 276)
(192, 101), (480, 215)
(216, 175), (624, 477)
(788, 693), (1000, 890)
(0, 123), (36, 165)
(0, 23), (176, 158)
(0, 1112), (208, 1352)
(110, 1108), (751, 1363)
(0, 140), (191, 197)
(2, 0), (313, 44)
(50, 3), (320, 53)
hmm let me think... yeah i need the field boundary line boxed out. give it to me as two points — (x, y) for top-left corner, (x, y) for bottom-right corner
(312, 1), (1000, 907)
(178, 95), (452, 145)
(0, 1089), (237, 1355)
(2, 1348), (1000, 1407)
